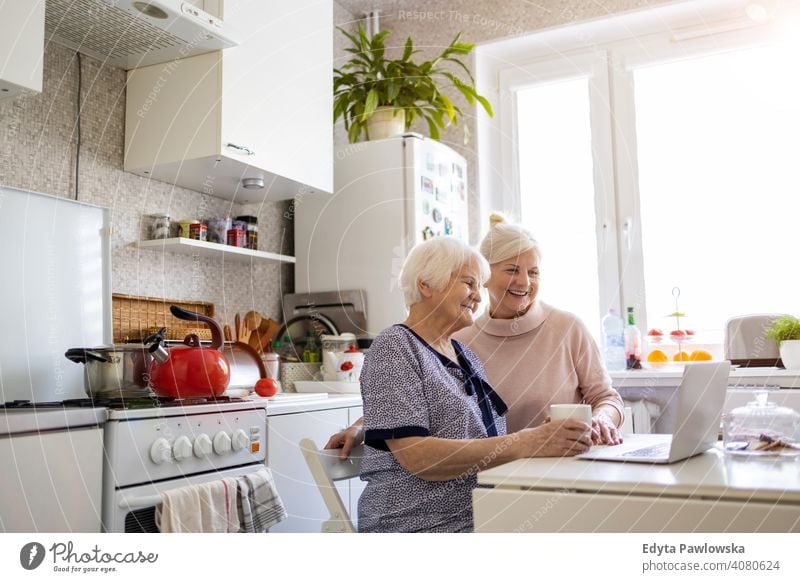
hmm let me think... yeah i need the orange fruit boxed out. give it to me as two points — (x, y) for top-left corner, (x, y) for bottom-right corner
(673, 351), (690, 361)
(647, 349), (669, 363)
(689, 349), (713, 361)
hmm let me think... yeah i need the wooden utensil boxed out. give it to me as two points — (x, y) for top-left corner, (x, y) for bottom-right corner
(240, 318), (251, 346)
(223, 324), (232, 343)
(243, 310), (263, 331)
(261, 319), (280, 353)
(234, 313), (241, 342)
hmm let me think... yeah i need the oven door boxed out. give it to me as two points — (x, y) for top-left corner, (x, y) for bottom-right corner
(103, 464), (263, 533)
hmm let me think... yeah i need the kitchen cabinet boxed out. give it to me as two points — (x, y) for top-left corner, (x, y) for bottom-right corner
(0, 0), (44, 100)
(124, 0), (333, 203)
(267, 403), (363, 533)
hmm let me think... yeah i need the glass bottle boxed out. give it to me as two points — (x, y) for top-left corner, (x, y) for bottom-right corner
(625, 306), (643, 369)
(601, 310), (626, 371)
(303, 330), (320, 363)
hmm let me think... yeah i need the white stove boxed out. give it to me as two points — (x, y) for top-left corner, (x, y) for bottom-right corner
(99, 396), (267, 532)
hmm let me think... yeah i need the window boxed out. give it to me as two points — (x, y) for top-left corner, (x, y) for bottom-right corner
(634, 45), (800, 336)
(481, 5), (800, 344)
(516, 78), (602, 338)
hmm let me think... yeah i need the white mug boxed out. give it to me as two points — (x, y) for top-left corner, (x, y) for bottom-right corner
(549, 404), (592, 425)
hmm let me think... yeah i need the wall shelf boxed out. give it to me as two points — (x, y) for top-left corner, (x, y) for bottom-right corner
(135, 238), (296, 264)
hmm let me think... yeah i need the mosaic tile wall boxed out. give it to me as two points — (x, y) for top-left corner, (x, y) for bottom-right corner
(0, 41), (293, 331)
(334, 0), (673, 242)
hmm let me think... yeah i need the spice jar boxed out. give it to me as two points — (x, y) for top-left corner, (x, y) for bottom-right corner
(227, 228), (246, 247)
(178, 219), (200, 238)
(189, 222), (207, 241)
(146, 214), (171, 240)
(236, 215), (258, 250)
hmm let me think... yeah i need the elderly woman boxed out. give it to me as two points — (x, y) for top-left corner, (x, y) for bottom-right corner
(357, 237), (591, 533)
(328, 215), (624, 460)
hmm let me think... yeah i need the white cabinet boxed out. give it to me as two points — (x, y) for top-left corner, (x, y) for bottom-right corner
(268, 405), (363, 533)
(124, 0), (332, 203)
(0, 0), (44, 100)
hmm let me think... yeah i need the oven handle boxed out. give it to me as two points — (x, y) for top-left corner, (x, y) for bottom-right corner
(118, 494), (163, 510)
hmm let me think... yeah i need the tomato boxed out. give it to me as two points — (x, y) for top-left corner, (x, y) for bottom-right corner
(685, 329), (695, 335)
(340, 361), (354, 371)
(255, 377), (279, 397)
(670, 330), (686, 338)
(647, 328), (664, 336)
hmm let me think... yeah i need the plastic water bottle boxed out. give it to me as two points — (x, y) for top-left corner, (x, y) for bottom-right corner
(601, 310), (626, 371)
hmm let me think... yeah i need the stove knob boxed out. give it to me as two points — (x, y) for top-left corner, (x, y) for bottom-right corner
(193, 433), (213, 458)
(150, 438), (172, 465)
(231, 429), (249, 452)
(213, 431), (232, 455)
(173, 436), (193, 461)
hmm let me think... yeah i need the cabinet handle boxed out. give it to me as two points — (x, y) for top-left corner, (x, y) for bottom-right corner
(225, 142), (256, 156)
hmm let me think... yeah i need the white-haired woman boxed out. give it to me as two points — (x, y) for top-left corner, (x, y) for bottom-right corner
(356, 236), (591, 533)
(453, 213), (624, 443)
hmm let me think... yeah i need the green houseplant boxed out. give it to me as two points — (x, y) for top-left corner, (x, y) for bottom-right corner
(334, 25), (493, 143)
(766, 315), (800, 369)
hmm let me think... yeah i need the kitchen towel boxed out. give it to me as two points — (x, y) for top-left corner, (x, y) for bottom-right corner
(236, 468), (287, 533)
(156, 478), (240, 533)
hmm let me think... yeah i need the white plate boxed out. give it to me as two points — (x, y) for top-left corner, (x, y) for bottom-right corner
(293, 380), (361, 394)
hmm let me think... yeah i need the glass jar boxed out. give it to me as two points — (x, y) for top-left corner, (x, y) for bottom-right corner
(723, 390), (800, 457)
(235, 215), (258, 250)
(146, 213), (171, 240)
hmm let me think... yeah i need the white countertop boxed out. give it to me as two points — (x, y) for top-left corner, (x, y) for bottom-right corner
(253, 393), (362, 416)
(0, 407), (107, 436)
(612, 366), (800, 388)
(477, 435), (800, 504)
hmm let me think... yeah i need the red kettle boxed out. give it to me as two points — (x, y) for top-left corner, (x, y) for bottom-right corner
(144, 306), (231, 398)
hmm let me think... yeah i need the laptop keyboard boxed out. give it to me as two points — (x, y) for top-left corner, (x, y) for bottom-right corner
(622, 443), (671, 458)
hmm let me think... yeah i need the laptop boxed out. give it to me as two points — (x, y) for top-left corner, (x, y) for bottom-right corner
(577, 361), (731, 464)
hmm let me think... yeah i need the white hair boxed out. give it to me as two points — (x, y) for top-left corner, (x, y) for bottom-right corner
(479, 211), (541, 265)
(399, 237), (489, 308)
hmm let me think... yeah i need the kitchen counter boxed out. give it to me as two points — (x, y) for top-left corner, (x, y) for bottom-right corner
(473, 439), (800, 532)
(255, 393), (362, 416)
(1, 407), (107, 436)
(611, 366), (800, 388)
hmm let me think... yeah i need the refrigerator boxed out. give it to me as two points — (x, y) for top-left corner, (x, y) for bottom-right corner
(294, 134), (469, 337)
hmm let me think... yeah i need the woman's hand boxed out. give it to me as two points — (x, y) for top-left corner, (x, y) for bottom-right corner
(519, 419), (593, 457)
(324, 423), (365, 460)
(591, 414), (623, 446)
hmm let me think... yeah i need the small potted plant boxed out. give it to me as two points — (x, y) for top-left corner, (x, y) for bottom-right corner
(766, 315), (800, 369)
(334, 25), (493, 142)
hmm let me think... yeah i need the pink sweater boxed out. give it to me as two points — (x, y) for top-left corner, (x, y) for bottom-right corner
(454, 301), (624, 433)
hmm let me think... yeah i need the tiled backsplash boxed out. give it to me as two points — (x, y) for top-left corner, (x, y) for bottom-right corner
(0, 42), (293, 330)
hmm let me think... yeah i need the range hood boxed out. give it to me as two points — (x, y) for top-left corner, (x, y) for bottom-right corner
(45, 0), (239, 70)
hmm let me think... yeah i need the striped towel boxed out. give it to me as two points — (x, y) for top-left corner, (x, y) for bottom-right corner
(237, 468), (287, 532)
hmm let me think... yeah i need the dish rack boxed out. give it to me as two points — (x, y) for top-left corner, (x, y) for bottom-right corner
(280, 362), (321, 392)
(112, 293), (215, 343)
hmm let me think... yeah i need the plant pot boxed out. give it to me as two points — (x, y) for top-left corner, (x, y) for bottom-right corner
(366, 106), (405, 140)
(779, 340), (800, 369)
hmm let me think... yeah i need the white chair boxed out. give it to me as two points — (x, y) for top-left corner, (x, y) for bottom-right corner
(299, 438), (364, 533)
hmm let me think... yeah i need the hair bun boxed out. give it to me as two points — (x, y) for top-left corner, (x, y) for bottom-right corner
(488, 211), (507, 229)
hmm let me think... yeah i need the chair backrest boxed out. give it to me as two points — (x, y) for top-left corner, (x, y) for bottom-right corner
(299, 438), (364, 533)
(724, 314), (785, 365)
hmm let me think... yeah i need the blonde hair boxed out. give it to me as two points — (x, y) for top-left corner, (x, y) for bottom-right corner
(479, 212), (540, 265)
(399, 237), (489, 308)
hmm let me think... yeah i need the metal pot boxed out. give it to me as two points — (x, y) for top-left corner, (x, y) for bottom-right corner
(65, 345), (152, 398)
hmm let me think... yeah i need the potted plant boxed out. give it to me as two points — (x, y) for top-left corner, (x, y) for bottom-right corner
(334, 25), (493, 143)
(766, 315), (800, 369)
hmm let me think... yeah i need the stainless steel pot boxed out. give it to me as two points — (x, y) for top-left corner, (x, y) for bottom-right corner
(65, 345), (153, 398)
